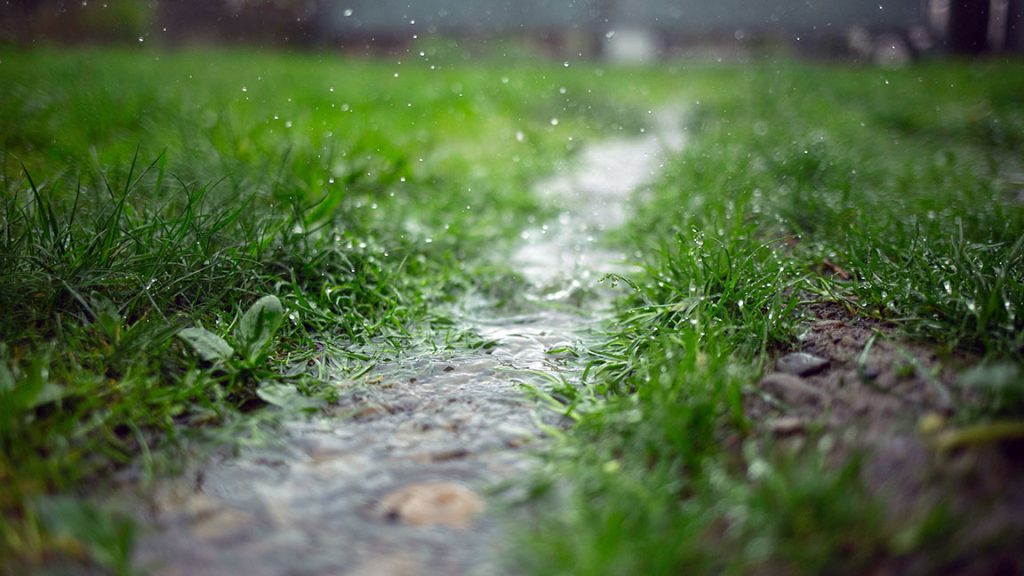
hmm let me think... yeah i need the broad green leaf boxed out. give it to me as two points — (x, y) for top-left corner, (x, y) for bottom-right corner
(0, 359), (13, 392)
(305, 185), (346, 227)
(1, 354), (59, 411)
(178, 327), (235, 362)
(235, 295), (284, 364)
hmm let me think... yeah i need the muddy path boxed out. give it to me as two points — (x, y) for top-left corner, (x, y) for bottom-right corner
(131, 114), (685, 576)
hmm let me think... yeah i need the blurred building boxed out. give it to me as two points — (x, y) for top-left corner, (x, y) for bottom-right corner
(1, 0), (1021, 59)
(315, 0), (1023, 61)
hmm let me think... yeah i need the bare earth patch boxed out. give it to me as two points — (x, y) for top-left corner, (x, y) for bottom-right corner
(747, 303), (1024, 573)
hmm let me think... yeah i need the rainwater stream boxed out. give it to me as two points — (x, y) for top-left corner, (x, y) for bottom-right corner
(134, 112), (684, 576)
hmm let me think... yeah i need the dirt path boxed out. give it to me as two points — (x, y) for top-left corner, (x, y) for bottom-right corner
(131, 114), (684, 576)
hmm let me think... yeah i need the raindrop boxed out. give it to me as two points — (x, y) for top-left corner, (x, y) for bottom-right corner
(550, 118), (559, 126)
(605, 30), (616, 39)
(343, 8), (353, 16)
(515, 131), (525, 142)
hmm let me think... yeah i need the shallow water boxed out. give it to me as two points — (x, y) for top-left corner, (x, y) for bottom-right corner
(133, 113), (684, 576)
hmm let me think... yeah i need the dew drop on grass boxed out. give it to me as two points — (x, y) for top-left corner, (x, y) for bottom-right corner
(550, 118), (559, 126)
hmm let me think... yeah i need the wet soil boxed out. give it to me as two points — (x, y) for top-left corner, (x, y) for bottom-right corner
(129, 115), (685, 575)
(747, 303), (1024, 574)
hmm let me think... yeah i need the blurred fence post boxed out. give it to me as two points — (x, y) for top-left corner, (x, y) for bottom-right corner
(949, 0), (992, 53)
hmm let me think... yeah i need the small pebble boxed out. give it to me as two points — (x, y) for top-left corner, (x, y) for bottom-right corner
(759, 372), (827, 405)
(776, 352), (829, 376)
(375, 482), (485, 529)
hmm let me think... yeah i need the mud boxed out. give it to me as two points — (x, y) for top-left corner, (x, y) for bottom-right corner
(747, 303), (1024, 574)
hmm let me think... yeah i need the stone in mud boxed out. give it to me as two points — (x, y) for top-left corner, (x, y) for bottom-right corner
(375, 482), (485, 529)
(765, 416), (806, 436)
(775, 352), (829, 376)
(347, 556), (421, 576)
(190, 506), (255, 540)
(759, 372), (828, 406)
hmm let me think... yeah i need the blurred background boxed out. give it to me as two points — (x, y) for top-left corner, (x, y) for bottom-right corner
(1, 0), (1020, 63)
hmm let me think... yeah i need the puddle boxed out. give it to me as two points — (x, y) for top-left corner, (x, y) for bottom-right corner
(132, 112), (685, 576)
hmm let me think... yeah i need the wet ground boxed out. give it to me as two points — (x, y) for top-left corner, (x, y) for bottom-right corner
(747, 303), (1024, 574)
(131, 114), (685, 576)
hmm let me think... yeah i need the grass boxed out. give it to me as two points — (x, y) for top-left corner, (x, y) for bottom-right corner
(3, 46), (1023, 575)
(518, 60), (1024, 575)
(0, 46), (663, 573)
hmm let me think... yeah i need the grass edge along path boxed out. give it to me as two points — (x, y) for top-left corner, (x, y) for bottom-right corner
(515, 60), (1024, 575)
(0, 48), (664, 574)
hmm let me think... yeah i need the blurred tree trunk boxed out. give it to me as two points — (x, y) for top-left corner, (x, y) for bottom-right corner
(949, 0), (991, 53)
(1007, 0), (1023, 52)
(11, 0), (43, 44)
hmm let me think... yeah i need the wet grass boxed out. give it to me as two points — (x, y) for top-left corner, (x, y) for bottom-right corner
(0, 47), (661, 573)
(4, 48), (1023, 575)
(520, 60), (1024, 575)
